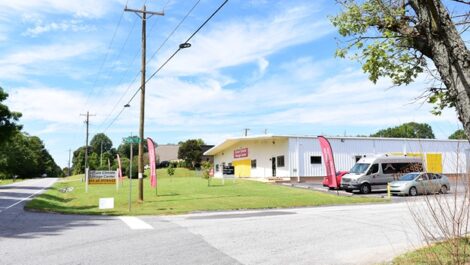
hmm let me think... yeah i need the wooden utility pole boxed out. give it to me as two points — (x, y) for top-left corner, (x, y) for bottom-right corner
(125, 4), (164, 202)
(80, 111), (95, 179)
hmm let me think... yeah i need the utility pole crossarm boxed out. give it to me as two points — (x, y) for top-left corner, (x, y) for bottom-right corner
(124, 6), (164, 17)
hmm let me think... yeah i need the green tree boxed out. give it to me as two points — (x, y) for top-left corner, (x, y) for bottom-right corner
(117, 142), (147, 159)
(449, 129), (467, 140)
(201, 161), (213, 187)
(371, 122), (435, 139)
(332, 0), (470, 139)
(0, 131), (62, 178)
(178, 139), (205, 169)
(167, 165), (175, 182)
(0, 87), (22, 145)
(90, 133), (113, 154)
(72, 146), (86, 174)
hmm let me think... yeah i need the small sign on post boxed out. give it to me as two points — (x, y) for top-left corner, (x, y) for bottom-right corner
(99, 198), (114, 209)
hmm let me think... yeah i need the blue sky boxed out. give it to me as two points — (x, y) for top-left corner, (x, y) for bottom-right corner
(1, 0), (464, 167)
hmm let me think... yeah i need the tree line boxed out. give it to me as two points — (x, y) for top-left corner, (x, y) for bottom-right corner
(369, 122), (466, 140)
(70, 135), (207, 175)
(71, 133), (149, 177)
(0, 87), (62, 179)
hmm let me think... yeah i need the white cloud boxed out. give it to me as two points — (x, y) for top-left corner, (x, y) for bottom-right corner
(0, 42), (100, 80)
(128, 58), (460, 138)
(24, 19), (96, 37)
(0, 0), (122, 19)
(153, 2), (333, 77)
(7, 87), (88, 124)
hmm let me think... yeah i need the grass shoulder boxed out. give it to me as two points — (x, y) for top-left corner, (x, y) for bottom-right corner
(26, 168), (385, 216)
(388, 238), (470, 265)
(0, 178), (25, 186)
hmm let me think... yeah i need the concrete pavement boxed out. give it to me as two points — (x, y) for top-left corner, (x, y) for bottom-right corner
(0, 178), (437, 265)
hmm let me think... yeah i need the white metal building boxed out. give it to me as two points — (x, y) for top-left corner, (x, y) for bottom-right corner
(204, 135), (470, 182)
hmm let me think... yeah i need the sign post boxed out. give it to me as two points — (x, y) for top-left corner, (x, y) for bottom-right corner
(123, 136), (141, 212)
(85, 168), (89, 193)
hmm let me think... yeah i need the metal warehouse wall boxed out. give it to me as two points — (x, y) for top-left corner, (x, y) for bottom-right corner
(289, 137), (469, 177)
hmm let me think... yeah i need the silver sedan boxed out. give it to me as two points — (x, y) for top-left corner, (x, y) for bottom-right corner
(389, 172), (450, 196)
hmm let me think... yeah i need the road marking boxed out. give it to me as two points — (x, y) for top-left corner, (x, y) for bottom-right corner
(119, 216), (154, 230)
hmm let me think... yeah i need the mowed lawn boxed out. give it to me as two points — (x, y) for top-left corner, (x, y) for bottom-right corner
(26, 169), (385, 216)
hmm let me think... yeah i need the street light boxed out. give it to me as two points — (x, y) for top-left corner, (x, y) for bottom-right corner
(124, 104), (130, 108)
(179, 42), (191, 49)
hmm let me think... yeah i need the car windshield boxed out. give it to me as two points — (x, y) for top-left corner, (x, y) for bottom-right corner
(399, 173), (420, 181)
(350, 163), (370, 174)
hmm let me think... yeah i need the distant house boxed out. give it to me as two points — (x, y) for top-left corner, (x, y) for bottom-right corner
(155, 144), (215, 167)
(155, 144), (179, 163)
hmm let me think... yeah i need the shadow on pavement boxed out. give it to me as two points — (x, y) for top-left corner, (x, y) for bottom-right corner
(0, 184), (114, 239)
(0, 210), (112, 239)
(187, 210), (295, 220)
(0, 186), (52, 190)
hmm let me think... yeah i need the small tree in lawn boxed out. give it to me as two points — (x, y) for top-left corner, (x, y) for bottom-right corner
(201, 161), (212, 187)
(167, 164), (175, 182)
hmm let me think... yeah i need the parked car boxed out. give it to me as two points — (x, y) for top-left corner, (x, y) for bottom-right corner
(389, 172), (450, 196)
(322, 171), (349, 189)
(341, 154), (423, 194)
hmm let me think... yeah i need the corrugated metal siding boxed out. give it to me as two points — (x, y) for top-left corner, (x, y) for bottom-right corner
(290, 137), (469, 177)
(213, 136), (469, 178)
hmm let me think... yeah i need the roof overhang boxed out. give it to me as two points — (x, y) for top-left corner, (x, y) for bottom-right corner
(203, 135), (289, 156)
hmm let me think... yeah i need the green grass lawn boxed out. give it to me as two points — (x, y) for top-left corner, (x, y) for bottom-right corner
(390, 238), (470, 265)
(26, 168), (385, 216)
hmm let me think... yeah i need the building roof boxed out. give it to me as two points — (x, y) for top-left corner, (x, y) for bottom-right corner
(155, 144), (179, 162)
(203, 134), (469, 156)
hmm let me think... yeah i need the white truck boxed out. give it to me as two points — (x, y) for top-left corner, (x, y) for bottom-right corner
(340, 155), (423, 194)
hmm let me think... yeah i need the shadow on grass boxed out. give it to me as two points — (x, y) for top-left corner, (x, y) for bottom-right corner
(155, 194), (242, 203)
(34, 193), (75, 204)
(156, 193), (180, 197)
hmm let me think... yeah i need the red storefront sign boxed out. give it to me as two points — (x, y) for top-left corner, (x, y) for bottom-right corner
(234, 148), (248, 158)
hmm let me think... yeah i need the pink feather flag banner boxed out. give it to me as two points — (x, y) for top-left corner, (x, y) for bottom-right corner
(147, 137), (157, 188)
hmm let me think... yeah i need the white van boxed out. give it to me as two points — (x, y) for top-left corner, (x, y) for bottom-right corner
(340, 155), (423, 194)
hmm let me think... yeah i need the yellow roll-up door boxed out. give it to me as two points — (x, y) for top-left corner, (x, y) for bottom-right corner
(233, 159), (251, 178)
(426, 153), (443, 173)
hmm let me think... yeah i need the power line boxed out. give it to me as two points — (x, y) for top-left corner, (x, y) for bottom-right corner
(102, 0), (229, 133)
(122, 0), (206, 107)
(95, 1), (182, 133)
(83, 0), (129, 110)
(98, 0), (203, 132)
(88, 0), (156, 112)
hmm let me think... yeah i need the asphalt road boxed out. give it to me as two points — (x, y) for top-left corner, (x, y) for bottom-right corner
(0, 178), (438, 265)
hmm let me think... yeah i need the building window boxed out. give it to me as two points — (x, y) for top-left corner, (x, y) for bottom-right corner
(215, 164), (219, 172)
(310, 156), (322, 164)
(251, 159), (257, 169)
(277, 155), (285, 167)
